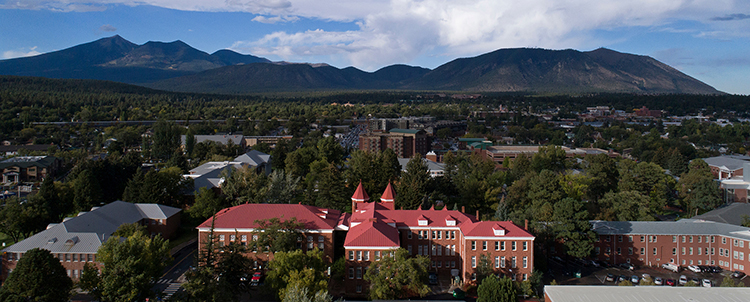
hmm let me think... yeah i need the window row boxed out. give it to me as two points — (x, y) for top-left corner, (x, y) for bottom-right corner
(348, 250), (394, 261)
(431, 260), (457, 268)
(410, 230), (457, 240)
(471, 240), (527, 251)
(409, 244), (457, 256)
(470, 256), (526, 269)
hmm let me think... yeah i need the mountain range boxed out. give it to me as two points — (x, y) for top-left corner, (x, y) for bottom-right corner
(0, 35), (721, 95)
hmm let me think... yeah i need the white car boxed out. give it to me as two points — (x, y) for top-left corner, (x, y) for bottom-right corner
(702, 279), (713, 287)
(679, 275), (688, 285)
(654, 277), (663, 285)
(687, 265), (702, 273)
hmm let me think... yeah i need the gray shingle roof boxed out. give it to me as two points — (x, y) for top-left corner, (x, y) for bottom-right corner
(0, 156), (58, 169)
(591, 219), (750, 241)
(703, 155), (750, 171)
(693, 202), (750, 226)
(3, 201), (180, 254)
(233, 150), (271, 166)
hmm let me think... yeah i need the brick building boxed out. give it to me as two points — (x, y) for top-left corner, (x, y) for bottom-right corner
(591, 219), (750, 274)
(197, 181), (535, 297)
(358, 129), (429, 158)
(1, 201), (181, 282)
(0, 156), (61, 183)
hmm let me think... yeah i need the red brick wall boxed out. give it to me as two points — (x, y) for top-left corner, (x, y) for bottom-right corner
(197, 230), (336, 265)
(462, 239), (534, 283)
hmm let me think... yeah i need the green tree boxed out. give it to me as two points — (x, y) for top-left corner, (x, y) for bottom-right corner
(0, 198), (43, 242)
(152, 119), (181, 160)
(185, 128), (196, 157)
(396, 155), (431, 210)
(364, 248), (430, 300)
(96, 224), (171, 302)
(0, 248), (73, 302)
(583, 153), (618, 201)
(313, 162), (350, 211)
(254, 217), (304, 253)
(221, 166), (268, 205)
(267, 249), (328, 301)
(316, 136), (345, 164)
(720, 274), (744, 287)
(531, 145), (567, 172)
(596, 191), (653, 221)
(552, 198), (596, 258)
(476, 253), (494, 282)
(189, 187), (226, 221)
(282, 283), (334, 302)
(79, 263), (102, 301)
(216, 239), (253, 300)
(476, 275), (517, 302)
(265, 170), (301, 204)
(73, 169), (103, 211)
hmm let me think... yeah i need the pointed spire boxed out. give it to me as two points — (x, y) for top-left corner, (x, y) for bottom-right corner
(351, 180), (369, 202)
(381, 182), (396, 203)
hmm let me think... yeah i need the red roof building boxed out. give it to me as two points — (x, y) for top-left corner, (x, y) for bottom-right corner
(196, 183), (535, 297)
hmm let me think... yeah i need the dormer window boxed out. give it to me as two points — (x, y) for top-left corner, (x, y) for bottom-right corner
(446, 215), (456, 226)
(47, 238), (57, 244)
(492, 225), (506, 236)
(65, 236), (79, 246)
(418, 215), (429, 226)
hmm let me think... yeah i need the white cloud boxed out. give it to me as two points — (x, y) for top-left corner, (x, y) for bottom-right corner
(99, 24), (117, 32)
(2, 47), (41, 59)
(3, 0), (748, 68)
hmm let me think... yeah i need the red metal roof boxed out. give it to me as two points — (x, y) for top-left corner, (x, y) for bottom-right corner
(197, 203), (342, 230)
(461, 221), (534, 238)
(344, 219), (400, 248)
(351, 180), (369, 202)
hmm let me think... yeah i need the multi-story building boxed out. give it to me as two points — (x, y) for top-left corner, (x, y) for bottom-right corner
(591, 219), (750, 274)
(1, 201), (181, 282)
(0, 155), (60, 183)
(358, 129), (430, 158)
(197, 182), (535, 297)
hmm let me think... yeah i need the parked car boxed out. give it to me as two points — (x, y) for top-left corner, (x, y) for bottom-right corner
(618, 275), (628, 283)
(590, 260), (601, 267)
(606, 273), (615, 282)
(709, 266), (723, 273)
(428, 273), (438, 285)
(620, 263), (636, 270)
(687, 265), (702, 273)
(666, 279), (676, 286)
(679, 275), (688, 285)
(250, 272), (263, 286)
(654, 277), (663, 285)
(631, 275), (640, 284)
(702, 279), (713, 287)
(641, 273), (651, 280)
(452, 288), (465, 299)
(691, 277), (701, 285)
(732, 271), (746, 278)
(662, 262), (680, 273)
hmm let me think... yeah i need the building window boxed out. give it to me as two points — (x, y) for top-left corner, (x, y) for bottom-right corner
(349, 251), (354, 260)
(501, 241), (505, 251)
(698, 236), (702, 243)
(689, 236), (693, 243)
(641, 236), (645, 242)
(472, 241), (476, 250)
(349, 268), (354, 279)
(356, 285), (362, 293)
(438, 231), (442, 240)
(523, 241), (528, 251)
(438, 261), (442, 268)
(672, 236), (677, 243)
(523, 256), (528, 268)
(72, 254), (78, 262)
(451, 245), (456, 256)
(606, 247), (611, 254)
(432, 245), (436, 256)
(432, 231), (437, 239)
(219, 235), (225, 247)
(617, 247), (621, 255)
(445, 246), (450, 255)
(618, 235), (623, 242)
(418, 245), (423, 255)
(418, 231), (423, 240)
(501, 256), (506, 268)
(483, 241), (487, 250)
(605, 236), (611, 242)
(87, 254), (93, 262)
(230, 234), (236, 242)
(452, 261), (456, 268)
(628, 236), (633, 242)
(357, 251), (362, 261)
(682, 247), (686, 255)
(672, 248), (677, 255)
(495, 256), (500, 268)
(595, 247), (600, 255)
(689, 247), (693, 255)
(376, 251), (381, 260)
(356, 267), (362, 279)
(512, 241), (516, 251)
(640, 248), (645, 255)
(723, 237), (727, 244)
(628, 247), (633, 255)
(653, 248), (657, 255)
(437, 245), (442, 256)
(512, 256), (517, 268)
(432, 261), (436, 268)
(472, 256), (476, 268)
(408, 231), (412, 239)
(451, 231), (455, 240)
(445, 231), (450, 239)
(495, 241), (499, 251)
(364, 251), (370, 261)
(682, 236), (686, 243)
(65, 254), (70, 262)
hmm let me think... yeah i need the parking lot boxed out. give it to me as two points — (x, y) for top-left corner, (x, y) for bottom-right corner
(547, 257), (750, 287)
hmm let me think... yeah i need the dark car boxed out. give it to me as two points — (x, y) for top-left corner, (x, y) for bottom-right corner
(709, 266), (723, 273)
(452, 288), (465, 299)
(620, 263), (636, 270)
(618, 275), (628, 283)
(698, 265), (709, 272)
(250, 272), (263, 286)
(732, 271), (746, 278)
(428, 273), (438, 285)
(665, 279), (676, 286)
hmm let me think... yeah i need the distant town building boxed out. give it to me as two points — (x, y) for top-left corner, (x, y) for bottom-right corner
(467, 145), (618, 164)
(0, 156), (61, 183)
(184, 150), (271, 193)
(242, 135), (293, 149)
(359, 129), (430, 158)
(397, 157), (445, 178)
(181, 134), (245, 149)
(1, 201), (181, 281)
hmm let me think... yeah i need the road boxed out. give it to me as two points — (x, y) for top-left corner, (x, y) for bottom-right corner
(152, 240), (198, 300)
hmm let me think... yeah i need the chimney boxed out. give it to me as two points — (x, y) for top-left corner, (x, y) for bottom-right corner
(461, 206), (465, 213)
(524, 219), (529, 231)
(476, 210), (479, 219)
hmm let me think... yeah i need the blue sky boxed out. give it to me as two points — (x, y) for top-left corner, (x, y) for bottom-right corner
(1, 0), (749, 94)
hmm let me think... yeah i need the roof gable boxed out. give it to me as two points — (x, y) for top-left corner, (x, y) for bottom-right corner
(197, 203), (342, 231)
